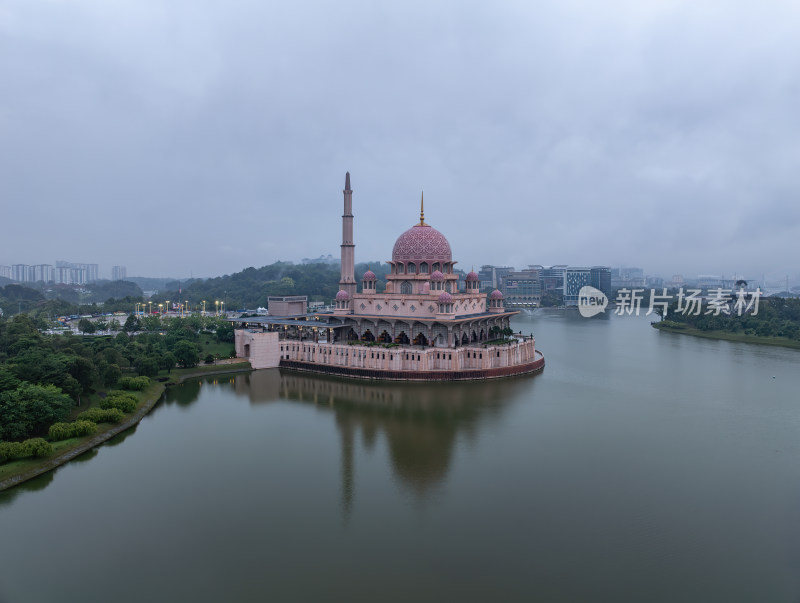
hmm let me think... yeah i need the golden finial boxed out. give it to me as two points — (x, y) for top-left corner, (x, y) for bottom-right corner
(418, 191), (426, 225)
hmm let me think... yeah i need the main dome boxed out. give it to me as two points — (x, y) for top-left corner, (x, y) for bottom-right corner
(392, 224), (452, 263)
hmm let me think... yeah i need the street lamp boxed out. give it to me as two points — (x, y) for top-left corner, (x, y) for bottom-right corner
(202, 300), (206, 315)
(158, 303), (163, 315)
(215, 301), (219, 316)
(186, 300), (189, 316)
(148, 301), (153, 314)
(165, 300), (170, 316)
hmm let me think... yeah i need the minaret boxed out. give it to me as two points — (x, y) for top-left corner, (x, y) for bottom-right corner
(339, 172), (357, 298)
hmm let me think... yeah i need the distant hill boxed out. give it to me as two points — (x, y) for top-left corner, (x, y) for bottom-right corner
(125, 276), (196, 292)
(149, 261), (391, 310)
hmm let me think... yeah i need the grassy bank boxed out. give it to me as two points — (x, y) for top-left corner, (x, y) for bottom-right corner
(652, 321), (800, 350)
(0, 362), (252, 492)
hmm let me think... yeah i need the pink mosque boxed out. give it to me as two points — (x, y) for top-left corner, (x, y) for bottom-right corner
(233, 173), (544, 380)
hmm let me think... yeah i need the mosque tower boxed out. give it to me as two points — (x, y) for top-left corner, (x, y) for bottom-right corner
(339, 172), (357, 298)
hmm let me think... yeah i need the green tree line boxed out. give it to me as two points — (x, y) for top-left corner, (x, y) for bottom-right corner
(0, 313), (235, 450)
(658, 297), (800, 339)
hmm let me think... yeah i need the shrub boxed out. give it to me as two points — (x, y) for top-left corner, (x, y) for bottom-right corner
(71, 420), (97, 437)
(0, 442), (19, 463)
(48, 422), (73, 441)
(0, 438), (53, 462)
(205, 354), (215, 364)
(100, 391), (138, 413)
(118, 376), (150, 391)
(76, 408), (125, 424)
(24, 437), (53, 458)
(48, 421), (97, 441)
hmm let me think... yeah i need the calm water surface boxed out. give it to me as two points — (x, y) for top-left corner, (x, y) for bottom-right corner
(2, 312), (800, 602)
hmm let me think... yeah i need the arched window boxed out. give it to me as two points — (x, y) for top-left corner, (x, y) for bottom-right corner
(408, 262), (416, 274)
(432, 262), (440, 272)
(420, 262), (428, 274)
(401, 281), (412, 295)
(397, 262), (405, 274)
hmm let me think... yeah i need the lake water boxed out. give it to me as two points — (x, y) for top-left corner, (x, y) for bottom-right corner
(2, 311), (800, 602)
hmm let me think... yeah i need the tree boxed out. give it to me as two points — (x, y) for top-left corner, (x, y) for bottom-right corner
(159, 352), (177, 374)
(215, 321), (235, 343)
(0, 383), (73, 440)
(136, 356), (160, 377)
(102, 363), (122, 386)
(142, 315), (162, 332)
(123, 314), (141, 333)
(78, 318), (96, 335)
(0, 366), (21, 393)
(173, 341), (199, 368)
(67, 356), (97, 395)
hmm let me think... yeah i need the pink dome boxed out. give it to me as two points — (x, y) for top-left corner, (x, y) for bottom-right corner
(466, 270), (479, 281)
(438, 292), (454, 303)
(362, 269), (376, 281)
(392, 224), (452, 263)
(489, 289), (504, 300)
(430, 270), (444, 281)
(335, 290), (350, 301)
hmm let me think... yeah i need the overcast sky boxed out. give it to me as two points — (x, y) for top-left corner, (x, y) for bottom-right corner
(1, 0), (799, 282)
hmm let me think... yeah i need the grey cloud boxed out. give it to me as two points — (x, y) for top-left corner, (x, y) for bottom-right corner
(1, 0), (799, 281)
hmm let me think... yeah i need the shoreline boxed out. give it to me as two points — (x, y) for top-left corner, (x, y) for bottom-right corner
(652, 322), (800, 350)
(0, 363), (252, 493)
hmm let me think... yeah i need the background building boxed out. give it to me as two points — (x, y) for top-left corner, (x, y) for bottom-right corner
(501, 267), (541, 307)
(112, 265), (127, 281)
(564, 267), (591, 306)
(478, 265), (514, 291)
(11, 264), (32, 282)
(539, 265), (567, 294)
(590, 266), (611, 298)
(611, 267), (645, 289)
(34, 264), (54, 283)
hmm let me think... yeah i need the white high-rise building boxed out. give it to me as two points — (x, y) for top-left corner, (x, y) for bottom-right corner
(12, 264), (33, 282)
(33, 264), (54, 282)
(112, 265), (127, 281)
(56, 261), (96, 284)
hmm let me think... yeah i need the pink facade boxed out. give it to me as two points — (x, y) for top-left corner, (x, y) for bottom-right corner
(235, 331), (280, 369)
(233, 173), (543, 380)
(276, 338), (539, 373)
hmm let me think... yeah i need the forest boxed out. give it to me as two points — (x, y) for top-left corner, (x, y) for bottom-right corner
(657, 296), (800, 340)
(0, 313), (235, 464)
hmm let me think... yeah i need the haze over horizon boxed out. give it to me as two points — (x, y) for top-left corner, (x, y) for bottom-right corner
(2, 0), (799, 282)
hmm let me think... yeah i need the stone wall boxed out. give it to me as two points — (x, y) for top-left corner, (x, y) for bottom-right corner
(275, 338), (537, 373)
(235, 330), (280, 369)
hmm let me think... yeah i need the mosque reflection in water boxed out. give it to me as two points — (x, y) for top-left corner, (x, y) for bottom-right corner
(207, 369), (534, 508)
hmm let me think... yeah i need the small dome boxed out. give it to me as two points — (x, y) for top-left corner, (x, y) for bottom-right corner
(362, 269), (376, 281)
(466, 270), (479, 281)
(438, 292), (454, 303)
(430, 270), (444, 281)
(489, 289), (504, 300)
(335, 290), (350, 301)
